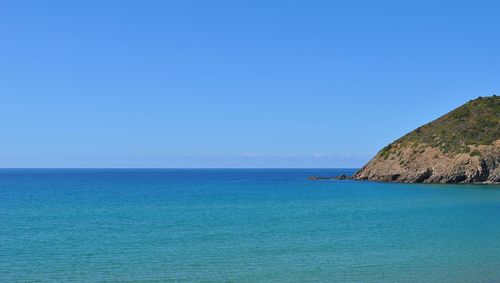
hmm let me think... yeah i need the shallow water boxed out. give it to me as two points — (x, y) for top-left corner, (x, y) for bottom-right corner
(1, 169), (499, 282)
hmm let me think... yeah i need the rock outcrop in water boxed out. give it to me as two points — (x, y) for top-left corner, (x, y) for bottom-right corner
(308, 174), (352, 180)
(354, 96), (500, 184)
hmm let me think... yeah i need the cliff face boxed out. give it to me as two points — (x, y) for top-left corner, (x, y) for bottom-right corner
(354, 96), (500, 184)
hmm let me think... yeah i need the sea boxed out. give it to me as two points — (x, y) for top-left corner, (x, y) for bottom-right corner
(1, 169), (499, 282)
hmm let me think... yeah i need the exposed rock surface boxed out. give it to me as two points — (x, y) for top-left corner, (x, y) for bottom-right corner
(354, 96), (500, 184)
(308, 174), (353, 180)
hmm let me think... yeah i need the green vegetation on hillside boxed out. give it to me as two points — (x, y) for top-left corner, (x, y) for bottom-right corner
(379, 96), (500, 156)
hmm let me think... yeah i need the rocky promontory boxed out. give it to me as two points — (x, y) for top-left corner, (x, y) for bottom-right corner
(354, 96), (499, 184)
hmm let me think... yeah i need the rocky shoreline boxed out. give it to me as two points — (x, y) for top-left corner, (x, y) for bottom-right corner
(311, 96), (499, 184)
(353, 141), (499, 184)
(353, 96), (499, 184)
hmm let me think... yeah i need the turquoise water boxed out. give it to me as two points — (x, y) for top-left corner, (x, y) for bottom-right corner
(1, 169), (499, 282)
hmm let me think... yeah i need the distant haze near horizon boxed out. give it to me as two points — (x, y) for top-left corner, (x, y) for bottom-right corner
(1, 1), (498, 168)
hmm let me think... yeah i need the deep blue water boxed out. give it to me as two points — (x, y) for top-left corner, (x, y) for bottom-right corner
(1, 169), (499, 282)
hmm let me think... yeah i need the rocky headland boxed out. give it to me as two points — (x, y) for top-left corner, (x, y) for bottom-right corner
(353, 96), (499, 184)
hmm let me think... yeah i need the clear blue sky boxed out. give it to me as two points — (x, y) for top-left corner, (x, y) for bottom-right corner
(1, 0), (498, 168)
